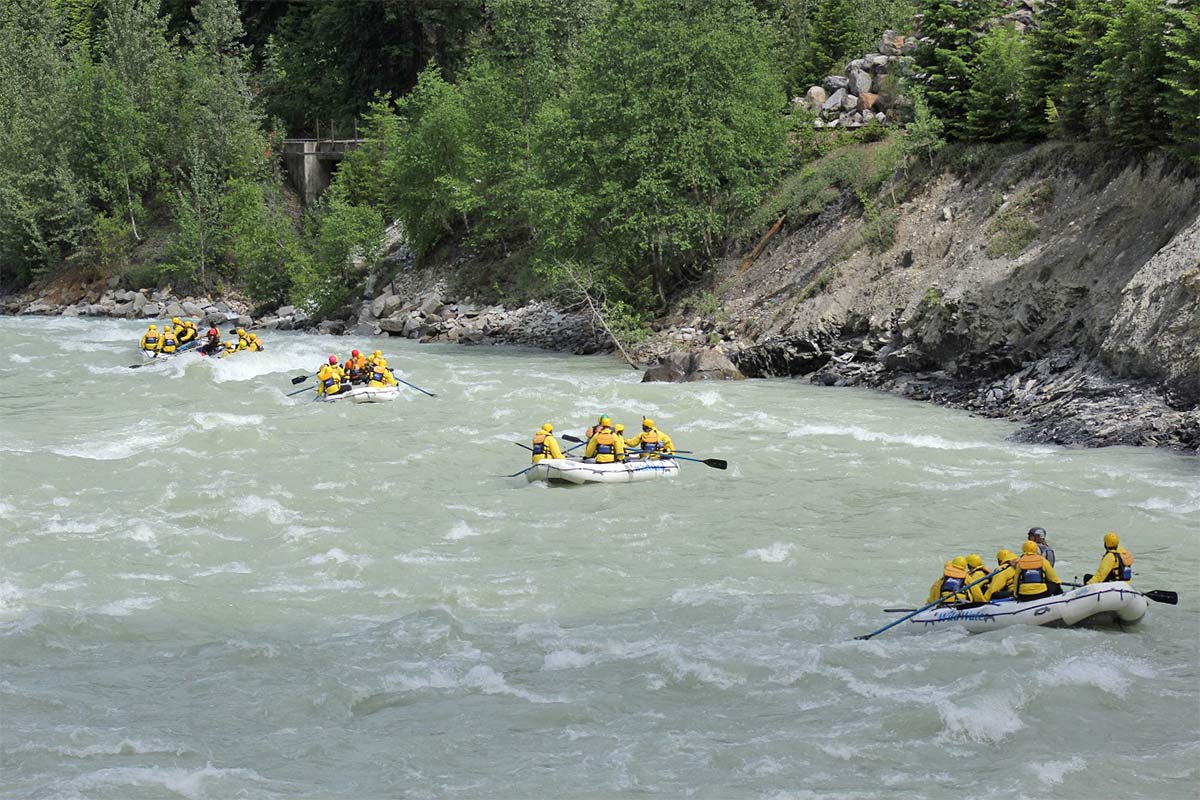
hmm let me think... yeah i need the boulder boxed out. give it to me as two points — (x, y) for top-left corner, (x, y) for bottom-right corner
(379, 314), (408, 334)
(804, 86), (827, 111)
(317, 319), (345, 335)
(164, 302), (185, 319)
(880, 31), (903, 56)
(131, 292), (148, 310)
(419, 293), (444, 316)
(181, 301), (204, 317)
(641, 348), (745, 382)
(868, 54), (890, 70)
(849, 68), (872, 97)
(380, 295), (403, 317)
(141, 302), (162, 317)
(841, 92), (858, 112)
(687, 348), (746, 381)
(858, 92), (880, 112)
(346, 321), (381, 337)
(369, 294), (387, 318)
(276, 305), (296, 318)
(823, 75), (849, 94)
(235, 315), (252, 328)
(822, 88), (847, 112)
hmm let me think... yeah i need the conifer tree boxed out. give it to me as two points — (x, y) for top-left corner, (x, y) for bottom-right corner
(964, 24), (1035, 140)
(1091, 0), (1169, 149)
(1161, 2), (1200, 160)
(917, 0), (1000, 137)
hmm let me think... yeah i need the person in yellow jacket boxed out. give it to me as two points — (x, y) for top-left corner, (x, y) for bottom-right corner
(220, 340), (238, 357)
(584, 415), (611, 442)
(1086, 532), (1134, 585)
(531, 423), (564, 463)
(367, 349), (384, 370)
(983, 550), (1019, 602)
(927, 557), (971, 604)
(173, 317), (198, 344)
(625, 418), (674, 457)
(584, 423), (625, 464)
(343, 349), (368, 383)
(964, 554), (990, 601)
(317, 355), (345, 396)
(235, 328), (251, 350)
(368, 358), (399, 388)
(1013, 540), (1062, 601)
(157, 325), (178, 354)
(245, 333), (264, 352)
(140, 324), (161, 352)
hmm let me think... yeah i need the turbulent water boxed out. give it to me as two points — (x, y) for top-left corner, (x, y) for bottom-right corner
(1, 316), (1197, 799)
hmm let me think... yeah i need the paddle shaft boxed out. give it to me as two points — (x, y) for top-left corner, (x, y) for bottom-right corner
(128, 339), (202, 368)
(1063, 581), (1177, 605)
(287, 385), (315, 397)
(856, 568), (1000, 641)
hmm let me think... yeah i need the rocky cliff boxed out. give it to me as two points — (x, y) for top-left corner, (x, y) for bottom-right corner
(689, 144), (1199, 449)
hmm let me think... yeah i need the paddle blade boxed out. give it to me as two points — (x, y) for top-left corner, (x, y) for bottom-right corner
(1144, 589), (1178, 605)
(883, 608), (917, 613)
(702, 458), (728, 470)
(128, 363), (143, 369)
(561, 433), (584, 444)
(291, 375), (309, 385)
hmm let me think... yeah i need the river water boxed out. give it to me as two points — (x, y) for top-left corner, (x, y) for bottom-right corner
(1, 316), (1197, 799)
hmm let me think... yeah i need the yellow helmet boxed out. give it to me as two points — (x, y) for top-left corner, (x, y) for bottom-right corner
(148, 324), (157, 330)
(541, 423), (553, 432)
(377, 359), (388, 368)
(643, 418), (655, 429)
(1104, 531), (1120, 549)
(237, 328), (245, 336)
(967, 554), (983, 569)
(1021, 540), (1039, 555)
(997, 549), (1014, 564)
(951, 556), (968, 569)
(373, 350), (382, 357)
(614, 423), (625, 433)
(172, 317), (181, 325)
(599, 415), (612, 427)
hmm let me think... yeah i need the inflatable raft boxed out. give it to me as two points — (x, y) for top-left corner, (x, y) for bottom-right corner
(909, 583), (1149, 634)
(526, 457), (680, 484)
(316, 385), (399, 403)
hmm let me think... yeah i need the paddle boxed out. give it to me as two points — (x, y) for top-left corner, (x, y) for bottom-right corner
(671, 454), (727, 470)
(128, 339), (201, 368)
(1063, 581), (1177, 605)
(291, 374), (313, 385)
(514, 442), (534, 452)
(393, 373), (437, 397)
(287, 385), (315, 397)
(855, 568), (1000, 641)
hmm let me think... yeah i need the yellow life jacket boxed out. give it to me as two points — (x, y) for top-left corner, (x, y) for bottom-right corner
(1015, 554), (1047, 595)
(141, 333), (159, 350)
(940, 564), (968, 596)
(638, 428), (662, 452)
(177, 322), (198, 342)
(1100, 549), (1134, 582)
(593, 429), (617, 463)
(159, 331), (178, 353)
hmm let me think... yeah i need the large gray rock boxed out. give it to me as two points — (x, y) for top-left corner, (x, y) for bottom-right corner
(369, 294), (388, 318)
(317, 319), (345, 335)
(164, 302), (185, 318)
(140, 302), (162, 317)
(379, 314), (409, 334)
(346, 321), (382, 337)
(131, 292), (148, 310)
(804, 86), (826, 111)
(822, 88), (847, 112)
(849, 68), (873, 97)
(823, 75), (849, 94)
(276, 305), (296, 318)
(641, 348), (745, 382)
(841, 92), (859, 112)
(181, 301), (204, 317)
(380, 295), (403, 317)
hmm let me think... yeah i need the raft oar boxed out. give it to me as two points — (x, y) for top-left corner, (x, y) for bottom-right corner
(1062, 582), (1177, 605)
(671, 454), (727, 470)
(287, 385), (315, 397)
(291, 374), (314, 385)
(855, 568), (1000, 641)
(393, 373), (436, 398)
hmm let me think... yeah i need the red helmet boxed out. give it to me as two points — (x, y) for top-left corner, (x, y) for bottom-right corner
(208, 328), (217, 336)
(328, 355), (338, 364)
(351, 349), (359, 357)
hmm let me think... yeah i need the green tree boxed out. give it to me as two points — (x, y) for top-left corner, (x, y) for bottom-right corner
(963, 24), (1035, 141)
(917, 0), (999, 138)
(289, 183), (385, 316)
(1161, 3), (1200, 160)
(535, 0), (788, 306)
(905, 85), (945, 164)
(1092, 0), (1169, 149)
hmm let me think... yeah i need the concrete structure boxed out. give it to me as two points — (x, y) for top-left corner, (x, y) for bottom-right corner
(282, 138), (362, 205)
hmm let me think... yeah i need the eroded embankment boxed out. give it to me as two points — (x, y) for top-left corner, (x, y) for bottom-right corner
(670, 144), (1199, 450)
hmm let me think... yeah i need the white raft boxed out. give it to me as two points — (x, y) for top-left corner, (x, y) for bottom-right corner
(140, 343), (200, 361)
(526, 457), (679, 484)
(316, 385), (399, 403)
(908, 583), (1149, 634)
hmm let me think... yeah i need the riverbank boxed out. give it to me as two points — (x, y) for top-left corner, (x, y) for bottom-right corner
(5, 145), (1197, 452)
